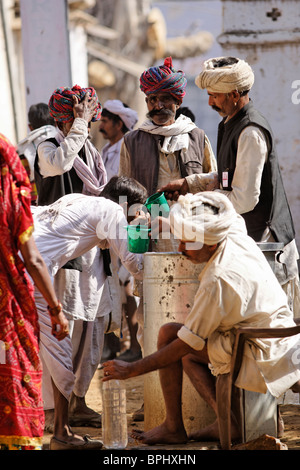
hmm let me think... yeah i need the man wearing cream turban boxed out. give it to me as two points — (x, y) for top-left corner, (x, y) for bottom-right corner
(161, 56), (299, 316)
(102, 191), (300, 446)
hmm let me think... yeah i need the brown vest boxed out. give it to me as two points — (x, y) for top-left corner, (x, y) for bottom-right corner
(123, 128), (206, 195)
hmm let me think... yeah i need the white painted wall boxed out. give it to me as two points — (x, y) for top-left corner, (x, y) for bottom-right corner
(219, 0), (300, 249)
(0, 0), (26, 144)
(20, 0), (72, 111)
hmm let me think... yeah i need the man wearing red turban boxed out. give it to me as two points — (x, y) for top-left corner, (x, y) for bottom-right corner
(48, 84), (102, 123)
(34, 85), (108, 435)
(118, 57), (217, 421)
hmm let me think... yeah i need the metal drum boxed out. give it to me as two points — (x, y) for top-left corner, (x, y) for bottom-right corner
(143, 252), (215, 433)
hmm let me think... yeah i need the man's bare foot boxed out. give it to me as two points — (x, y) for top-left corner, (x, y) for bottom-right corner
(188, 419), (241, 443)
(131, 422), (188, 445)
(188, 420), (220, 442)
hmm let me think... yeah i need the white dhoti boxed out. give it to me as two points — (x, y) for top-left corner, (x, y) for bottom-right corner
(35, 289), (75, 409)
(69, 316), (108, 398)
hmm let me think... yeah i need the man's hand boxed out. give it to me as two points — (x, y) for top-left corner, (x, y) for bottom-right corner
(159, 178), (189, 201)
(73, 92), (98, 123)
(150, 215), (170, 240)
(102, 359), (133, 382)
(129, 208), (150, 227)
(50, 311), (69, 341)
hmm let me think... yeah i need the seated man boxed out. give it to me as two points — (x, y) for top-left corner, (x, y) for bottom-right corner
(103, 191), (300, 445)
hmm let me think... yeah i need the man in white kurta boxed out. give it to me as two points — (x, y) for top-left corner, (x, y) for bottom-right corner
(102, 192), (300, 446)
(31, 178), (145, 446)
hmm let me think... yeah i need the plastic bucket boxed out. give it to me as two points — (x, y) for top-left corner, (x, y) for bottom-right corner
(126, 225), (150, 253)
(145, 192), (170, 218)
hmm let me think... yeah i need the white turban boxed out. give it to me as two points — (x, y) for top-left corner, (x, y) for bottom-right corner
(169, 192), (238, 245)
(103, 99), (138, 130)
(195, 57), (254, 94)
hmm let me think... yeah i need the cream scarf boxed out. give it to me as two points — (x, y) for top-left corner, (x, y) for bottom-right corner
(139, 114), (197, 154)
(56, 130), (107, 195)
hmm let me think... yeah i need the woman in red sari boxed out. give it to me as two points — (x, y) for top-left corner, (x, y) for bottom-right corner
(0, 133), (69, 450)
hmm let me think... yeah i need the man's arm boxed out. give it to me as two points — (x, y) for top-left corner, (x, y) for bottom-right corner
(159, 172), (219, 201)
(37, 92), (99, 177)
(38, 119), (88, 176)
(102, 336), (195, 381)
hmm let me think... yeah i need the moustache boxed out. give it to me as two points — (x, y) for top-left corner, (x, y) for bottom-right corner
(211, 105), (222, 113)
(147, 109), (174, 118)
(99, 129), (107, 136)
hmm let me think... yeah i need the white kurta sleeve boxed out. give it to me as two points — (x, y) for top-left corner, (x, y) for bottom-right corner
(216, 125), (268, 214)
(177, 278), (226, 350)
(37, 118), (89, 177)
(186, 171), (219, 193)
(203, 134), (217, 173)
(96, 206), (144, 280)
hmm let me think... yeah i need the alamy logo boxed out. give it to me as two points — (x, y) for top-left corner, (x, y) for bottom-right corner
(291, 80), (300, 104)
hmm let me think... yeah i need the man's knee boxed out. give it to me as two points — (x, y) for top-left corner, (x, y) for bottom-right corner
(157, 322), (182, 349)
(291, 380), (300, 393)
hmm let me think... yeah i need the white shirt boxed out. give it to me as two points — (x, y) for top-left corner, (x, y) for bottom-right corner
(102, 138), (123, 182)
(31, 195), (144, 320)
(37, 118), (89, 176)
(178, 217), (300, 398)
(186, 126), (268, 215)
(17, 124), (57, 178)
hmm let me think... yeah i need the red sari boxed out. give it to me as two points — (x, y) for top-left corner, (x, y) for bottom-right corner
(0, 134), (44, 449)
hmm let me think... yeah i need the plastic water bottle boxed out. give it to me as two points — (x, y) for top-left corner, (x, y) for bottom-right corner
(102, 379), (128, 449)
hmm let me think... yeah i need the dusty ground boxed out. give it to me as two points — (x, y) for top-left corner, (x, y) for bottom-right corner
(42, 368), (300, 451)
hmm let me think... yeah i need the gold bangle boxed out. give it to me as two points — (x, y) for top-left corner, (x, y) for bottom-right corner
(47, 302), (62, 317)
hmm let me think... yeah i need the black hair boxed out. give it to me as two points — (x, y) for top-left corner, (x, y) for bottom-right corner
(101, 103), (130, 134)
(176, 106), (195, 122)
(211, 58), (250, 95)
(212, 57), (239, 68)
(100, 175), (148, 207)
(28, 103), (55, 129)
(191, 202), (219, 217)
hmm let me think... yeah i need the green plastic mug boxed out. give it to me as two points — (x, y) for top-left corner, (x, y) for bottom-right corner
(126, 225), (150, 253)
(145, 192), (170, 218)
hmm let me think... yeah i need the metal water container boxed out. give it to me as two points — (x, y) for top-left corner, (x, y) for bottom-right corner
(143, 252), (215, 434)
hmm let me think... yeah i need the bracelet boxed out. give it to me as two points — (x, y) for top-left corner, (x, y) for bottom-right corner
(47, 302), (63, 317)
